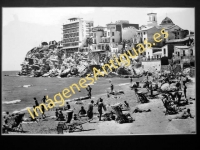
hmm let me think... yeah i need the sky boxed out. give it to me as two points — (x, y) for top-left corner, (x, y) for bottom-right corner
(2, 7), (194, 71)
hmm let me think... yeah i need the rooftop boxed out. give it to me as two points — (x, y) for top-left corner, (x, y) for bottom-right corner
(166, 37), (190, 43)
(160, 17), (175, 26)
(137, 26), (155, 31)
(92, 25), (106, 28)
(147, 13), (157, 15)
(68, 17), (82, 20)
(106, 22), (116, 25)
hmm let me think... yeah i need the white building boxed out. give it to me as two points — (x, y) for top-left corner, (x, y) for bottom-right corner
(62, 17), (93, 57)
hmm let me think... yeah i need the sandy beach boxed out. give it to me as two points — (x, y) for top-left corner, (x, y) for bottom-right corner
(12, 76), (196, 135)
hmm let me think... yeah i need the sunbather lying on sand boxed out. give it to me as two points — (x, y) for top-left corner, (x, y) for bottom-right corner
(168, 109), (194, 121)
(133, 107), (151, 113)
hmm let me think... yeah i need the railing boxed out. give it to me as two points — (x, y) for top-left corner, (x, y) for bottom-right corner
(141, 58), (161, 62)
(173, 56), (195, 61)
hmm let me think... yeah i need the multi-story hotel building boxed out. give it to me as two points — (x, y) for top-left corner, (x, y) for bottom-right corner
(62, 17), (93, 57)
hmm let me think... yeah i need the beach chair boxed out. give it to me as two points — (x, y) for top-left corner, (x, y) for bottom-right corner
(134, 89), (149, 103)
(111, 104), (134, 124)
(5, 113), (25, 133)
(161, 94), (178, 115)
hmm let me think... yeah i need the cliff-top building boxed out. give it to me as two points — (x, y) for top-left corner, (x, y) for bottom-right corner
(62, 17), (94, 57)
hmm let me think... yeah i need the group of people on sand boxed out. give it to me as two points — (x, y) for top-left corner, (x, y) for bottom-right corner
(53, 79), (131, 124)
(130, 69), (195, 121)
(54, 98), (107, 123)
(3, 68), (194, 134)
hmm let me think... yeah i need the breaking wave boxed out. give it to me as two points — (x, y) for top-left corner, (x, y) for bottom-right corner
(3, 99), (21, 104)
(12, 107), (32, 114)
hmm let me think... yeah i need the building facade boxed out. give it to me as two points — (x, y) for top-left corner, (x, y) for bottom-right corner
(62, 17), (93, 57)
(90, 20), (139, 56)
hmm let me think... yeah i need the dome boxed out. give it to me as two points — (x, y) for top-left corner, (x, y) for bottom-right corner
(160, 17), (175, 25)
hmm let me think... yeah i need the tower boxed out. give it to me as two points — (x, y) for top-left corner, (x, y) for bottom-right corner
(147, 13), (157, 27)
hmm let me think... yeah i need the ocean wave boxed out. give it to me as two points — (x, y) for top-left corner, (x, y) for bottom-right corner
(3, 99), (21, 104)
(23, 85), (32, 88)
(17, 85), (32, 88)
(12, 107), (32, 114)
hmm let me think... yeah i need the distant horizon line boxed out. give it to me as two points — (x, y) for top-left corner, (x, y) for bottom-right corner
(2, 70), (20, 71)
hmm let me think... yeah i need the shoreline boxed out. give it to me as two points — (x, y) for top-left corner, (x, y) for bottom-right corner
(3, 75), (196, 134)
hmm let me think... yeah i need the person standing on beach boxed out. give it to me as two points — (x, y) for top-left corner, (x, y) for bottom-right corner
(183, 83), (187, 99)
(87, 100), (94, 122)
(42, 96), (46, 103)
(130, 77), (133, 84)
(109, 80), (114, 93)
(98, 98), (106, 121)
(149, 81), (153, 96)
(86, 85), (92, 99)
(41, 105), (46, 119)
(34, 97), (39, 106)
(31, 106), (39, 122)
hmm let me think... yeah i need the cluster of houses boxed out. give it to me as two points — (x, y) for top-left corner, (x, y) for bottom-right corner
(21, 12), (195, 76)
(60, 13), (195, 68)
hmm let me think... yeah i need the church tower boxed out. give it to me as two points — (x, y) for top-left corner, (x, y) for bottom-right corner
(147, 13), (157, 27)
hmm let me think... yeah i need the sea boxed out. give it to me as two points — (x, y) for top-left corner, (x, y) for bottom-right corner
(2, 71), (145, 114)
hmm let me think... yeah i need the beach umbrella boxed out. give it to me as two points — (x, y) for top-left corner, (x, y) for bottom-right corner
(161, 83), (170, 91)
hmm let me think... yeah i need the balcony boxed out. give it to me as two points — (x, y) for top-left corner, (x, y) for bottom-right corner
(141, 58), (161, 62)
(100, 37), (110, 43)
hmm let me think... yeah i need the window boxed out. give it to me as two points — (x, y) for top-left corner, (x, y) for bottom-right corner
(104, 31), (107, 36)
(190, 49), (193, 56)
(112, 39), (115, 42)
(183, 50), (185, 56)
(112, 32), (114, 36)
(164, 48), (166, 54)
(143, 32), (145, 35)
(102, 46), (104, 50)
